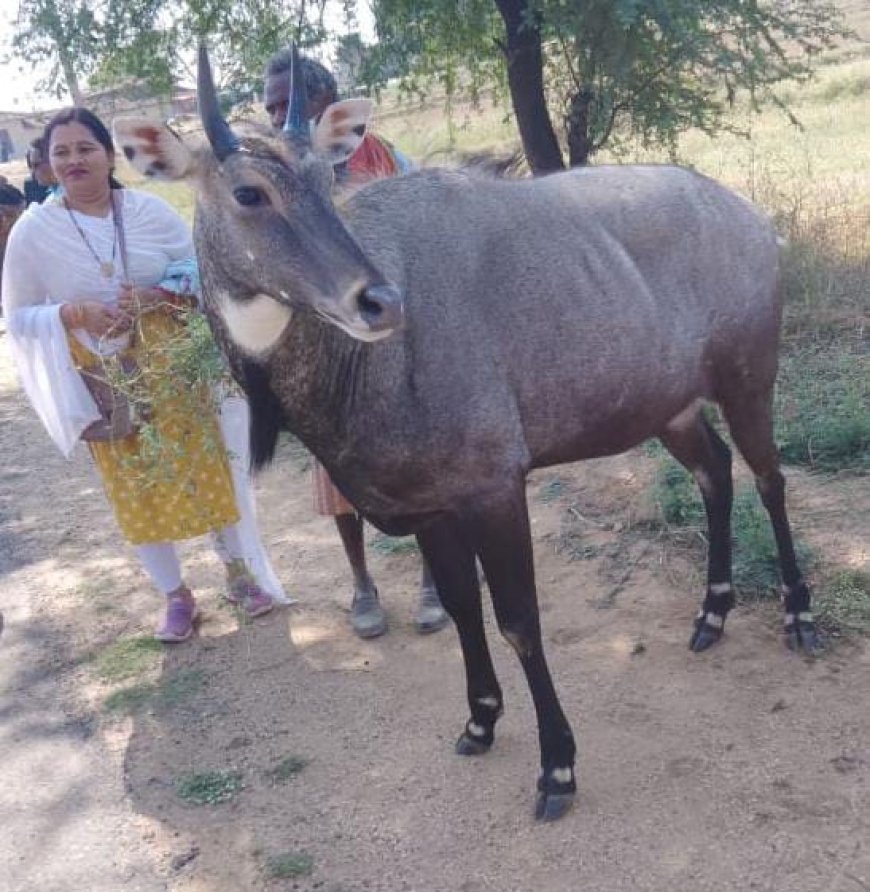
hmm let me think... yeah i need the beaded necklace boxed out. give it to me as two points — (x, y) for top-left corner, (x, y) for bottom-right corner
(63, 194), (119, 278)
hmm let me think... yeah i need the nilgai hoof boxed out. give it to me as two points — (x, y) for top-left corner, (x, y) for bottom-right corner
(455, 732), (492, 756)
(689, 621), (723, 653)
(534, 791), (575, 822)
(785, 620), (821, 654)
(535, 770), (576, 822)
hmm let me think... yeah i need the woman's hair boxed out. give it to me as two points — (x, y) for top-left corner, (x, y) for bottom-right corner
(42, 107), (124, 189)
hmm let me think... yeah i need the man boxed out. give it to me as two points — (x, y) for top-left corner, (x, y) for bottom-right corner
(23, 138), (58, 206)
(263, 48), (447, 639)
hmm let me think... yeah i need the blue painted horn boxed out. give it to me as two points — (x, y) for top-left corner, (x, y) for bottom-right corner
(283, 43), (310, 145)
(197, 43), (240, 161)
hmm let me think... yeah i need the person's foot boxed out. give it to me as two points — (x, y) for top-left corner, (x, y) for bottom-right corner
(414, 587), (450, 634)
(155, 587), (198, 642)
(227, 576), (275, 618)
(350, 589), (387, 639)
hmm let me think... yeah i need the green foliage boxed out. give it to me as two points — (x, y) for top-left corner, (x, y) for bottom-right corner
(107, 308), (227, 489)
(94, 635), (164, 682)
(265, 755), (309, 783)
(543, 0), (850, 162)
(775, 345), (870, 473)
(7, 0), (343, 103)
(103, 667), (204, 714)
(175, 769), (243, 805)
(730, 488), (811, 600)
(652, 457), (813, 599)
(653, 460), (705, 529)
(370, 533), (419, 555)
(103, 682), (154, 714)
(159, 668), (205, 707)
(265, 852), (314, 879)
(368, 0), (506, 102)
(817, 569), (870, 633)
(538, 477), (568, 503)
(9, 0), (104, 100)
(371, 0), (850, 165)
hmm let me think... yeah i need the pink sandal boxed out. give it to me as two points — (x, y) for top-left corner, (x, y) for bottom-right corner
(155, 587), (198, 642)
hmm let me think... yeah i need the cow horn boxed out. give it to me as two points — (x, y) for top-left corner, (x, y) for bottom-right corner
(197, 43), (240, 161)
(283, 43), (310, 145)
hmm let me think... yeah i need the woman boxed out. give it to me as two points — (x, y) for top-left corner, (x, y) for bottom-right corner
(1, 107), (289, 642)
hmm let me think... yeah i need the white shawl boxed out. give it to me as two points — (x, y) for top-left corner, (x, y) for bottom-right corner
(2, 190), (191, 456)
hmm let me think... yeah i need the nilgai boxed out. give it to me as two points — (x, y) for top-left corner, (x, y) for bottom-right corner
(113, 45), (815, 822)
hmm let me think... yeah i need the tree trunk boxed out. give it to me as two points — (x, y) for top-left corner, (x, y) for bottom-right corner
(59, 49), (84, 104)
(566, 88), (594, 166)
(493, 0), (564, 175)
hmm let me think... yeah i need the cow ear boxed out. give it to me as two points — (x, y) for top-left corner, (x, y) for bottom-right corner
(112, 117), (195, 180)
(311, 98), (373, 166)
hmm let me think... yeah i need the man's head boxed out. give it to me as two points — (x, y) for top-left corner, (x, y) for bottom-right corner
(27, 137), (56, 187)
(263, 48), (339, 131)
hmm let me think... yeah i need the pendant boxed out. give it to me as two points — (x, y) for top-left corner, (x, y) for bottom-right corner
(100, 261), (114, 278)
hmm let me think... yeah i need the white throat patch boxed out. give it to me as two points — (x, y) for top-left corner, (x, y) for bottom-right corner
(217, 291), (293, 356)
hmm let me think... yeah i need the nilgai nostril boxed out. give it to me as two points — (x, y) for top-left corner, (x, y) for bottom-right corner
(358, 284), (404, 330)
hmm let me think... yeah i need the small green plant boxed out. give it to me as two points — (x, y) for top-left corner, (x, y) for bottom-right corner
(538, 477), (568, 503)
(775, 346), (870, 474)
(160, 669), (204, 707)
(817, 568), (870, 633)
(103, 682), (156, 715)
(730, 489), (798, 599)
(651, 456), (813, 599)
(265, 852), (314, 880)
(94, 635), (164, 682)
(653, 458), (705, 529)
(265, 754), (309, 783)
(102, 668), (204, 715)
(370, 533), (419, 555)
(176, 770), (243, 805)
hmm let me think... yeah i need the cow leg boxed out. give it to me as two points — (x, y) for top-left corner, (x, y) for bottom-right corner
(722, 395), (818, 652)
(660, 412), (735, 652)
(416, 518), (503, 756)
(467, 483), (576, 822)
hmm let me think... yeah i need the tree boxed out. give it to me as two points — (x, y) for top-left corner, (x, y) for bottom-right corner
(8, 0), (345, 106)
(10, 0), (102, 103)
(369, 0), (850, 172)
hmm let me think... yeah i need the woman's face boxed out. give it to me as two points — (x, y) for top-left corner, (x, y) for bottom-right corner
(48, 121), (113, 197)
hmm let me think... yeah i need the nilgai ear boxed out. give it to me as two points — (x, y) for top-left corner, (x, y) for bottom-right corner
(311, 98), (373, 166)
(112, 117), (195, 181)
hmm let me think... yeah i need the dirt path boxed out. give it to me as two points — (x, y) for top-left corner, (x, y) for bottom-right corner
(1, 334), (869, 892)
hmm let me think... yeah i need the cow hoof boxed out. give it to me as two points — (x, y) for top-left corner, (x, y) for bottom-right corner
(455, 732), (491, 756)
(689, 621), (723, 653)
(785, 620), (821, 654)
(534, 791), (574, 822)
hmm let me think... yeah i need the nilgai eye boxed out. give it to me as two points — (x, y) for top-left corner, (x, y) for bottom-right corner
(233, 186), (265, 207)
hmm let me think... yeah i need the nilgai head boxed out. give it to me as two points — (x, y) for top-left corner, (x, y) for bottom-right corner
(113, 44), (404, 358)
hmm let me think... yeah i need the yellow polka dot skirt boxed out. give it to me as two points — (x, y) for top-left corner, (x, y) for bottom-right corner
(69, 312), (239, 545)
